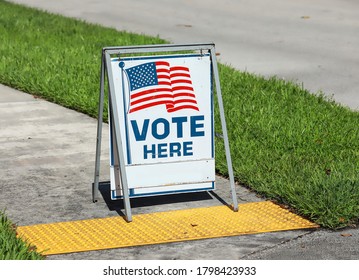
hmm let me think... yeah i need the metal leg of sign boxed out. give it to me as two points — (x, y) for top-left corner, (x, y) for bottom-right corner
(210, 48), (239, 212)
(105, 52), (133, 222)
(93, 52), (106, 203)
(111, 119), (122, 197)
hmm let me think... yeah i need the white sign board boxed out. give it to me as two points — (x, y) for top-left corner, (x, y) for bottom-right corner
(109, 54), (215, 199)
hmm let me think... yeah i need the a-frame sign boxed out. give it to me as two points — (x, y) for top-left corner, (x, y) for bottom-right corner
(93, 43), (238, 222)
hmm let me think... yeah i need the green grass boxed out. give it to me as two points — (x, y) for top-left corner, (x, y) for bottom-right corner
(0, 0), (165, 119)
(215, 69), (359, 228)
(0, 0), (358, 231)
(0, 211), (44, 260)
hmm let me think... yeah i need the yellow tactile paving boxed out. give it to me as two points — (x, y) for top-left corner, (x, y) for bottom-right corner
(17, 201), (318, 255)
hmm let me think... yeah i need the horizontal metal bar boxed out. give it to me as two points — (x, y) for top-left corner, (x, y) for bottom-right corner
(104, 43), (215, 55)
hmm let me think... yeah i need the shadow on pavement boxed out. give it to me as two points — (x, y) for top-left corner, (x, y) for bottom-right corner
(97, 182), (228, 217)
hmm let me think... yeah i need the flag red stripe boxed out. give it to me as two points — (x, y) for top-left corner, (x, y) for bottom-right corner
(130, 94), (173, 106)
(173, 93), (196, 98)
(171, 79), (192, 85)
(170, 66), (189, 72)
(172, 86), (194, 92)
(130, 100), (172, 113)
(158, 81), (171, 86)
(131, 87), (171, 99)
(157, 74), (170, 79)
(156, 61), (170, 67)
(173, 99), (198, 104)
(167, 105), (199, 112)
(170, 73), (191, 78)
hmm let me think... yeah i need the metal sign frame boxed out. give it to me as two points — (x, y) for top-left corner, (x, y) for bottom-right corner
(93, 43), (238, 222)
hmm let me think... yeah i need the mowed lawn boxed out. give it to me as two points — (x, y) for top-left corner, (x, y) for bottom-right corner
(0, 0), (358, 231)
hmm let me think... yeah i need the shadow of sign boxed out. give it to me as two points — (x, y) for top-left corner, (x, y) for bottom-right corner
(97, 181), (229, 217)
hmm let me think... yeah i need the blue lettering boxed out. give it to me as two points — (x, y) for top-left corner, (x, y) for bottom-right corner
(143, 144), (156, 159)
(183, 141), (193, 156)
(152, 118), (170, 140)
(169, 142), (181, 157)
(190, 115), (205, 137)
(172, 117), (187, 138)
(157, 143), (167, 158)
(131, 119), (149, 141)
(132, 115), (205, 142)
(142, 141), (194, 159)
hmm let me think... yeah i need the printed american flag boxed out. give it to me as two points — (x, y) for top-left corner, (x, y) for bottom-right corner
(124, 61), (199, 113)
